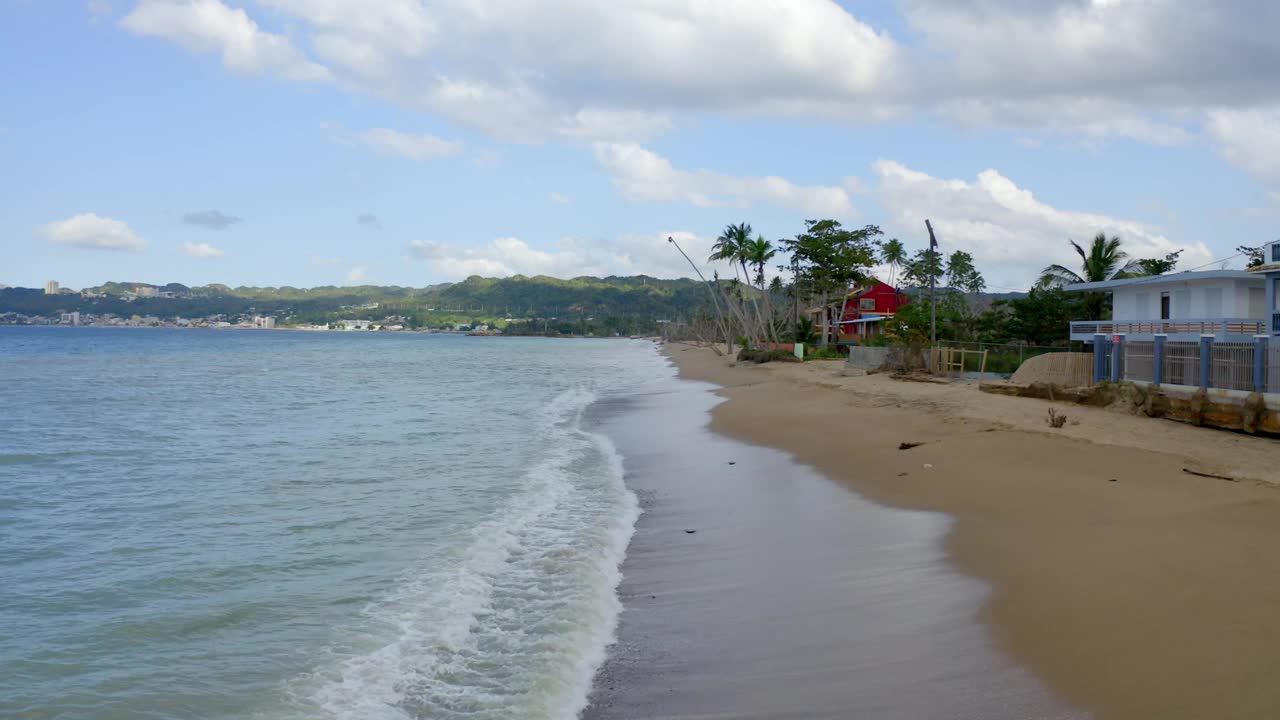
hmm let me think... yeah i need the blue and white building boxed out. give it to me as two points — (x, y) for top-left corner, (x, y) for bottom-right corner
(1064, 241), (1280, 393)
(1252, 239), (1280, 336)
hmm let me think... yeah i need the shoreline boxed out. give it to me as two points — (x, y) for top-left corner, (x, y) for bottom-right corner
(658, 343), (1280, 720)
(585, 347), (1078, 719)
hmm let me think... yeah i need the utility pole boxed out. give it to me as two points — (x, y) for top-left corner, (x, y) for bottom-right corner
(925, 219), (939, 345)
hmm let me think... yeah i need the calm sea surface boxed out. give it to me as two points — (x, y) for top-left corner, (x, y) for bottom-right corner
(0, 328), (665, 720)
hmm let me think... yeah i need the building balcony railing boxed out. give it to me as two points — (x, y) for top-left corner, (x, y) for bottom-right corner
(1070, 317), (1267, 341)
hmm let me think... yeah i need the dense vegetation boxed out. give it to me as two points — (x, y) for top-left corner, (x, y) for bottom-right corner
(0, 275), (709, 334)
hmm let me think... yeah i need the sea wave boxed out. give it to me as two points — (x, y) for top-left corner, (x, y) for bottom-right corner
(291, 387), (639, 720)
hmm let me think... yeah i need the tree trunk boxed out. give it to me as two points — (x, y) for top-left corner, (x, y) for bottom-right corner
(819, 290), (829, 348)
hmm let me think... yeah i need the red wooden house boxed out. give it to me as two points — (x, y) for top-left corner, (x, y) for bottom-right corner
(810, 279), (908, 345)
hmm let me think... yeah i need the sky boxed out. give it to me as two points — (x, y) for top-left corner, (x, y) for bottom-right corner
(3, 0), (1280, 292)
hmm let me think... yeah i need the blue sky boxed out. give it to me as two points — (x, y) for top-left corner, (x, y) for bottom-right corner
(4, 1), (1279, 292)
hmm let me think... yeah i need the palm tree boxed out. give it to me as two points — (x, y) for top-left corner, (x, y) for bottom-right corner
(709, 222), (766, 345)
(742, 234), (780, 343)
(743, 234), (778, 288)
(879, 238), (907, 288)
(1037, 232), (1137, 320)
(709, 222), (753, 282)
(1037, 232), (1129, 288)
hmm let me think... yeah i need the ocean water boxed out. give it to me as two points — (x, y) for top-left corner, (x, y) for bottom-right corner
(0, 328), (665, 720)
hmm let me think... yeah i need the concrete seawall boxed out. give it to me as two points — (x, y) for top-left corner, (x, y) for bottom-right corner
(982, 380), (1280, 437)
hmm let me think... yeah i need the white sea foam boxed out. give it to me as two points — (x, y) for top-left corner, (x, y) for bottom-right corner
(297, 387), (639, 720)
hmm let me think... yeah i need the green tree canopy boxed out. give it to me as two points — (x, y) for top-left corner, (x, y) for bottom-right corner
(945, 250), (986, 294)
(783, 220), (881, 297)
(1125, 250), (1182, 277)
(1237, 244), (1265, 269)
(878, 238), (907, 288)
(743, 234), (778, 288)
(901, 248), (944, 289)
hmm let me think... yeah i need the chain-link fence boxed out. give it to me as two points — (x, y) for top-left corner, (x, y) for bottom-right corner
(937, 340), (1073, 375)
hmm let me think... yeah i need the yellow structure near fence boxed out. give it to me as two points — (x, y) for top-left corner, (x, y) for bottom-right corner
(932, 346), (989, 381)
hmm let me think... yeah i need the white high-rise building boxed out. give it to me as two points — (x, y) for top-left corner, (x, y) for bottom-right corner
(45, 280), (60, 295)
(60, 312), (81, 326)
(253, 316), (276, 329)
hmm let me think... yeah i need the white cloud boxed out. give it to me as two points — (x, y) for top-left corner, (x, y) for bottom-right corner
(595, 142), (855, 217)
(128, 0), (896, 141)
(121, 0), (329, 82)
(899, 2), (1280, 118)
(183, 241), (225, 258)
(939, 97), (1193, 147)
(346, 265), (369, 282)
(549, 192), (569, 205)
(408, 232), (731, 281)
(41, 213), (146, 251)
(117, 1), (1280, 145)
(871, 160), (1213, 290)
(358, 128), (462, 161)
(1206, 107), (1280, 182)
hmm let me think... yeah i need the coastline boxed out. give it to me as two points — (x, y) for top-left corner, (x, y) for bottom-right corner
(657, 343), (1280, 720)
(585, 347), (1079, 719)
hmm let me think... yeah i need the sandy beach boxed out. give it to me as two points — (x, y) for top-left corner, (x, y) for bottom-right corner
(650, 343), (1280, 719)
(586, 364), (1079, 719)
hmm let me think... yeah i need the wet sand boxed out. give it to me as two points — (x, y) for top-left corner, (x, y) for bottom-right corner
(586, 365), (1081, 719)
(635, 344), (1280, 720)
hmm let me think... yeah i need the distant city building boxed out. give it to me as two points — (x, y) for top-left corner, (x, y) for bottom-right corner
(60, 311), (80, 326)
(45, 280), (60, 295)
(136, 286), (158, 298)
(253, 315), (276, 329)
(339, 319), (375, 331)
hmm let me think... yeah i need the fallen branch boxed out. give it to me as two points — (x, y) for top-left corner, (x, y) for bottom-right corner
(1182, 468), (1237, 482)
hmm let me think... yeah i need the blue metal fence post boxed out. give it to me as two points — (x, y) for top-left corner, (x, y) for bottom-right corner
(1153, 334), (1166, 385)
(1199, 335), (1214, 389)
(1111, 334), (1124, 382)
(1093, 333), (1106, 383)
(1255, 335), (1269, 393)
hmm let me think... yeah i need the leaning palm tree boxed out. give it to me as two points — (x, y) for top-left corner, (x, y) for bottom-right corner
(879, 238), (907, 288)
(1038, 232), (1136, 320)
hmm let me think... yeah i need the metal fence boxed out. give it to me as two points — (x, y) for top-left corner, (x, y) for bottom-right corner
(1210, 341), (1257, 392)
(1271, 346), (1280, 394)
(1124, 341), (1155, 383)
(1162, 342), (1201, 387)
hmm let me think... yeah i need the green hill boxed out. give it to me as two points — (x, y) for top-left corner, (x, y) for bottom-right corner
(1, 275), (710, 335)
